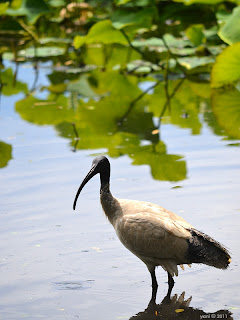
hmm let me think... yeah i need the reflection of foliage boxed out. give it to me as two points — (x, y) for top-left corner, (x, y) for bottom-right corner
(0, 68), (27, 95)
(0, 141), (12, 168)
(212, 89), (240, 139)
(1, 0), (240, 181)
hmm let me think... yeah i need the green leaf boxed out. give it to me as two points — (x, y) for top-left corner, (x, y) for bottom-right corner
(186, 24), (205, 46)
(0, 2), (9, 14)
(73, 20), (128, 49)
(218, 7), (240, 45)
(4, 47), (65, 60)
(178, 56), (215, 70)
(211, 42), (240, 88)
(67, 74), (99, 98)
(111, 7), (155, 30)
(0, 141), (12, 168)
(1, 68), (28, 96)
(39, 37), (72, 45)
(173, 0), (223, 5)
(212, 89), (240, 139)
(114, 0), (132, 4)
(6, 0), (50, 24)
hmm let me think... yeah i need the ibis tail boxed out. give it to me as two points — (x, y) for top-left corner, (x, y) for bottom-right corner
(186, 229), (231, 269)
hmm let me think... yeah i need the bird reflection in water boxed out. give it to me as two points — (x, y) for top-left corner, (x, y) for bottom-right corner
(129, 287), (233, 320)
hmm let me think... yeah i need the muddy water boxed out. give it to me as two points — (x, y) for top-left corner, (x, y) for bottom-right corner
(0, 63), (239, 320)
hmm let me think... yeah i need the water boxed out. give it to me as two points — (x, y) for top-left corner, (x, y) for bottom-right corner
(0, 62), (240, 319)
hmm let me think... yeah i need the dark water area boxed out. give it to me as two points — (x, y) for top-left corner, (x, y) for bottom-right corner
(0, 61), (240, 320)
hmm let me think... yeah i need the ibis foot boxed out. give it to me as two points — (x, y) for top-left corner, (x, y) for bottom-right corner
(166, 272), (175, 298)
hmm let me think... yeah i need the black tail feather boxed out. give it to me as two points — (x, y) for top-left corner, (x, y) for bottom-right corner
(186, 229), (231, 269)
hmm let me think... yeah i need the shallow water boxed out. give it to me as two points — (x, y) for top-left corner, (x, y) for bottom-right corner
(0, 62), (240, 320)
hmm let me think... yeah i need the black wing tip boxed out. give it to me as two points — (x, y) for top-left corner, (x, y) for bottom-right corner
(186, 228), (231, 269)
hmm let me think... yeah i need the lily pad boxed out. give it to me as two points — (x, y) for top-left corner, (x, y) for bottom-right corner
(74, 20), (128, 49)
(6, 0), (50, 24)
(111, 7), (155, 30)
(186, 24), (205, 46)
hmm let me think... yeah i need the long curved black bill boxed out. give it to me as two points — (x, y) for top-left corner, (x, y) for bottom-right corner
(73, 165), (98, 210)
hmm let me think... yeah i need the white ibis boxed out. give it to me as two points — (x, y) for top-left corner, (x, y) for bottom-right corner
(73, 156), (231, 297)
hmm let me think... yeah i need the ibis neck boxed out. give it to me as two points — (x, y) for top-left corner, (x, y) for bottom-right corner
(100, 182), (120, 225)
(100, 169), (110, 188)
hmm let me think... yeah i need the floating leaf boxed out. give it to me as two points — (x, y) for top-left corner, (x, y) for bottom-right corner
(0, 141), (13, 168)
(6, 0), (50, 24)
(111, 7), (155, 30)
(178, 56), (214, 70)
(186, 24), (205, 46)
(73, 20), (128, 49)
(39, 37), (72, 44)
(173, 0), (223, 5)
(211, 42), (240, 88)
(19, 46), (66, 58)
(218, 7), (240, 45)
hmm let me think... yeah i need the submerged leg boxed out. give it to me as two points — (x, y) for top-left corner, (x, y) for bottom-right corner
(167, 272), (175, 298)
(150, 269), (158, 302)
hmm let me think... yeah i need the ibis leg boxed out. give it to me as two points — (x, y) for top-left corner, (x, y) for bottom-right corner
(166, 272), (174, 298)
(150, 269), (158, 302)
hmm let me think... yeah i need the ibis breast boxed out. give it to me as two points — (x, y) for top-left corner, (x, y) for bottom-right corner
(111, 199), (193, 274)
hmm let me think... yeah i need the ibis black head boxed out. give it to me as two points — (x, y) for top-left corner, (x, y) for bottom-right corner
(73, 156), (110, 210)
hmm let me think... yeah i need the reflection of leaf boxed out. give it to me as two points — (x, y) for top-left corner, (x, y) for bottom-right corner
(211, 42), (240, 88)
(211, 89), (240, 139)
(130, 142), (187, 182)
(218, 7), (240, 45)
(1, 68), (28, 96)
(84, 45), (140, 69)
(6, 0), (50, 24)
(74, 20), (128, 49)
(67, 74), (99, 98)
(147, 80), (202, 134)
(15, 95), (75, 125)
(0, 141), (12, 168)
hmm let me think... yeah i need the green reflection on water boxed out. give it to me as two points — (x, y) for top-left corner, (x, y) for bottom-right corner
(1, 58), (239, 181)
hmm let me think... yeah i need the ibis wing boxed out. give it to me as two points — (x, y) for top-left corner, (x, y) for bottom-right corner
(115, 213), (191, 261)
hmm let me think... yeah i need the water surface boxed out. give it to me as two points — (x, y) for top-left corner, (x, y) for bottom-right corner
(0, 62), (240, 320)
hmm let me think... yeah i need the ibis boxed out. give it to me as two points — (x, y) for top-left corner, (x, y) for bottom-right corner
(73, 156), (231, 298)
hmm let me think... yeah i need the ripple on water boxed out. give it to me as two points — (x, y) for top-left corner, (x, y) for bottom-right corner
(53, 280), (94, 290)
